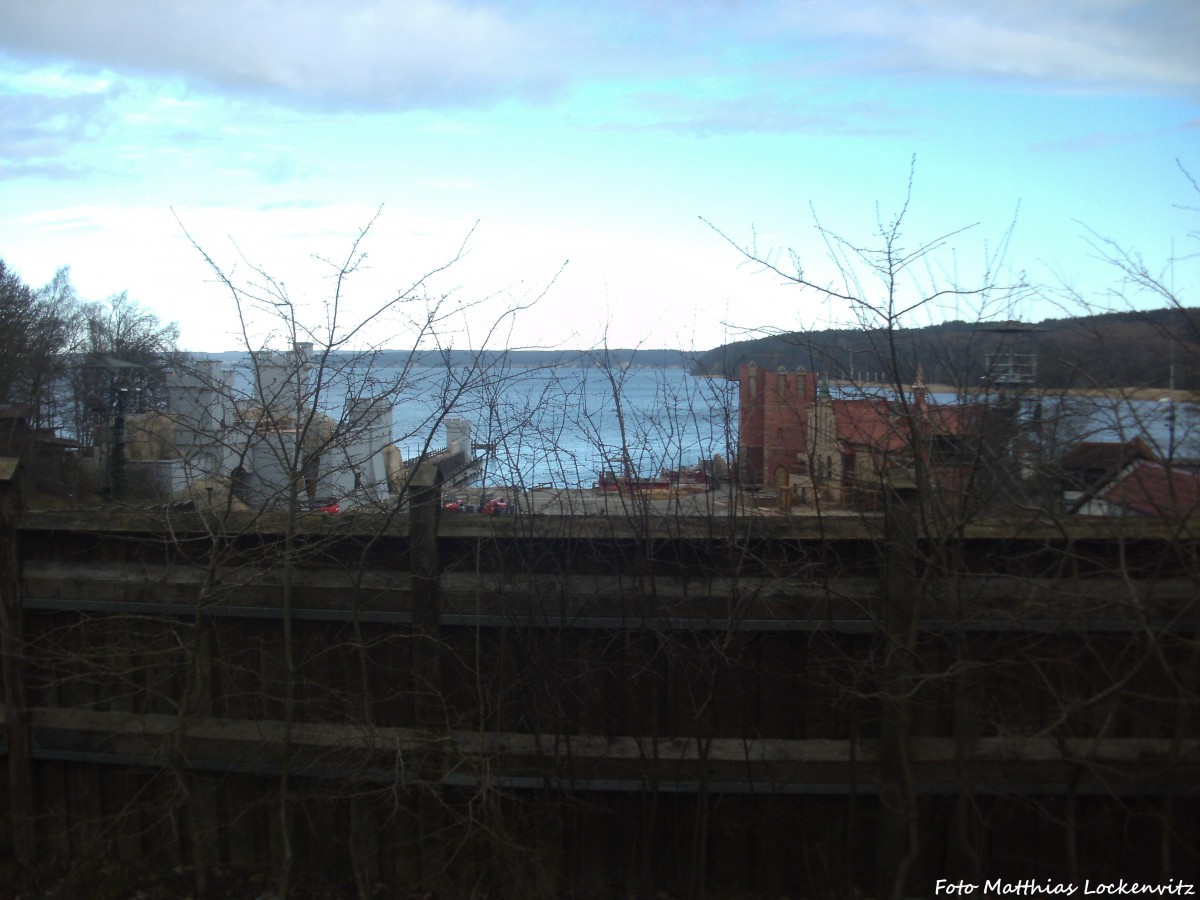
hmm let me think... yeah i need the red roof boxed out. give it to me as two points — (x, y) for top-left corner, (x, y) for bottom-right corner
(831, 398), (985, 455)
(1100, 461), (1200, 517)
(832, 399), (905, 452)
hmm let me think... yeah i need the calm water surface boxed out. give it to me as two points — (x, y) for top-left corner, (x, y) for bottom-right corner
(388, 365), (738, 488)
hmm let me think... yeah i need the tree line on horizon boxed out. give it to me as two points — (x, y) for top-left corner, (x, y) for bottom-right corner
(690, 306), (1200, 391)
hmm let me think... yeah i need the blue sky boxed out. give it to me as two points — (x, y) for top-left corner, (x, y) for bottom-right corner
(1, 1), (1197, 352)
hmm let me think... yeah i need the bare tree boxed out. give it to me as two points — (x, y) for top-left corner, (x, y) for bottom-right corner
(0, 261), (82, 431)
(135, 213), (566, 897)
(703, 164), (1200, 898)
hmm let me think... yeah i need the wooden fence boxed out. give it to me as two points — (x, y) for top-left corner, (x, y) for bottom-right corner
(1, 460), (1199, 896)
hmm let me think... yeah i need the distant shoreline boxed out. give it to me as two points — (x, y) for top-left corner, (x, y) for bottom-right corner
(175, 354), (1198, 399)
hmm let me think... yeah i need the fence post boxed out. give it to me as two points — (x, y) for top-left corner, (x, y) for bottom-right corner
(407, 461), (445, 890)
(0, 458), (35, 866)
(877, 471), (920, 898)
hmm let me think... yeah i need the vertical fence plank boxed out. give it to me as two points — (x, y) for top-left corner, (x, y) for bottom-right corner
(407, 462), (445, 891)
(0, 458), (35, 867)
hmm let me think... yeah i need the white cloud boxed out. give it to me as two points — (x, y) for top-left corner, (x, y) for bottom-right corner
(0, 0), (574, 110)
(2, 0), (1196, 120)
(776, 0), (1200, 93)
(0, 85), (122, 174)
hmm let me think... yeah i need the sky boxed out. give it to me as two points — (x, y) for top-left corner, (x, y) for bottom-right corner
(1, 0), (1197, 353)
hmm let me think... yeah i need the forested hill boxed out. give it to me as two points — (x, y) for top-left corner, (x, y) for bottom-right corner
(689, 307), (1200, 390)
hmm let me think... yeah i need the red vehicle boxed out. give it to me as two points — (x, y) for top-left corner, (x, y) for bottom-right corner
(481, 497), (509, 515)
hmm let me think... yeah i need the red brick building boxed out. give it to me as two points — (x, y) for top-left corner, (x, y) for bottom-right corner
(736, 362), (817, 489)
(737, 362), (987, 506)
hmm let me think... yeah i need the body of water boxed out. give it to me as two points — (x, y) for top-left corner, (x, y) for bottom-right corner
(387, 365), (738, 488)
(386, 368), (1198, 489)
(214, 355), (1200, 492)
